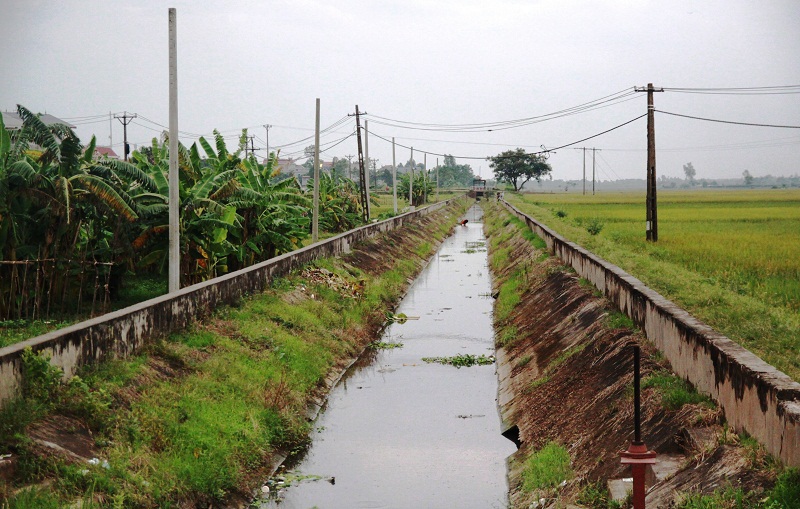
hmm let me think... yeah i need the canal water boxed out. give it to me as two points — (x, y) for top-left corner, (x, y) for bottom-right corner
(259, 204), (515, 508)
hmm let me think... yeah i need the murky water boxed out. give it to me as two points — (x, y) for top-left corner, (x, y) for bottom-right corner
(258, 204), (515, 509)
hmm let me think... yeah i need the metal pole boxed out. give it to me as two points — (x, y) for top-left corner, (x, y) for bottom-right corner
(167, 8), (180, 293)
(312, 98), (320, 243)
(392, 137), (397, 214)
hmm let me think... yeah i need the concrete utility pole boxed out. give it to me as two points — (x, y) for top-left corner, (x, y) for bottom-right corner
(582, 147), (586, 195)
(263, 124), (272, 159)
(312, 98), (321, 243)
(592, 148), (601, 195)
(409, 147), (414, 209)
(167, 8), (179, 293)
(392, 138), (397, 214)
(636, 83), (664, 241)
(423, 152), (427, 205)
(115, 111), (137, 162)
(436, 157), (439, 201)
(364, 120), (371, 219)
(345, 154), (354, 180)
(108, 112), (113, 150)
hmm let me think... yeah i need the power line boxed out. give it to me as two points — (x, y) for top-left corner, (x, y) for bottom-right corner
(368, 113), (647, 160)
(365, 88), (640, 132)
(662, 85), (800, 95)
(656, 110), (800, 129)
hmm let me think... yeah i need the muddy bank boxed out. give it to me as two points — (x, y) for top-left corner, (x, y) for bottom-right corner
(483, 201), (776, 508)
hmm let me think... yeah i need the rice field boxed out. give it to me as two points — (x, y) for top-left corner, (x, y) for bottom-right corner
(506, 189), (800, 380)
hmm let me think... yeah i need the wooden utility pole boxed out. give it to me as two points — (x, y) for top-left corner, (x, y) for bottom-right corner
(392, 138), (397, 214)
(167, 8), (179, 293)
(636, 83), (664, 241)
(353, 106), (369, 222)
(115, 111), (137, 162)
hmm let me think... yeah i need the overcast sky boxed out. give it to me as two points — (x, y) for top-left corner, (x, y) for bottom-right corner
(2, 0), (799, 182)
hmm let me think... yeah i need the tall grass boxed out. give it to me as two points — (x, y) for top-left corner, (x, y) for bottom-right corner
(507, 189), (800, 380)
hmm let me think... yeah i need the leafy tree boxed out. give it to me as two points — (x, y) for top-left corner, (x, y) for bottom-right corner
(398, 172), (434, 206)
(743, 170), (754, 187)
(436, 154), (474, 187)
(683, 162), (696, 184)
(488, 148), (551, 191)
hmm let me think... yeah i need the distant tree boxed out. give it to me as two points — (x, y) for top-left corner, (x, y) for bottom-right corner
(683, 162), (696, 184)
(743, 169), (754, 187)
(436, 154), (475, 187)
(488, 148), (552, 191)
(331, 157), (349, 179)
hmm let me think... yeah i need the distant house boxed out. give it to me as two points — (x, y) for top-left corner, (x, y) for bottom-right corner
(91, 146), (119, 160)
(272, 158), (306, 179)
(1, 111), (76, 131)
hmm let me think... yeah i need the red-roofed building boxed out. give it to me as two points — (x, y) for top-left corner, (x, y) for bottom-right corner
(92, 146), (119, 160)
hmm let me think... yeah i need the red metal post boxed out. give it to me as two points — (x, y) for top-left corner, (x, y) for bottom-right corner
(620, 345), (657, 508)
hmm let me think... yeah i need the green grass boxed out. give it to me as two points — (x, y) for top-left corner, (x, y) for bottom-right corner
(0, 200), (472, 505)
(421, 353), (495, 367)
(642, 370), (715, 411)
(521, 441), (573, 493)
(507, 189), (800, 381)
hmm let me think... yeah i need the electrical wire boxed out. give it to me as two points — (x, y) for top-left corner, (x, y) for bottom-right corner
(656, 110), (800, 129)
(663, 85), (800, 95)
(366, 89), (640, 133)
(368, 113), (647, 160)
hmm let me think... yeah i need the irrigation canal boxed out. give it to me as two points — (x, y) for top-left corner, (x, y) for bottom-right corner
(257, 204), (515, 508)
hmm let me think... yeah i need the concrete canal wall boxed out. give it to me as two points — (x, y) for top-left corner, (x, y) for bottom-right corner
(0, 200), (458, 407)
(501, 200), (800, 467)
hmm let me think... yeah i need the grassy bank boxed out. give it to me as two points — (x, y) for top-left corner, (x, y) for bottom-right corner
(506, 189), (800, 381)
(0, 200), (467, 507)
(483, 200), (798, 508)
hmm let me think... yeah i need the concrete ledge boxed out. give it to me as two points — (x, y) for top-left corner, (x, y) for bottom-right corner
(502, 200), (800, 467)
(0, 199), (458, 406)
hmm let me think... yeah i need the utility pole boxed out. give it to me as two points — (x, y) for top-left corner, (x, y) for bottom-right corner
(263, 124), (272, 160)
(582, 147), (586, 195)
(345, 154), (354, 180)
(167, 8), (179, 293)
(436, 157), (439, 201)
(636, 83), (664, 241)
(592, 148), (601, 195)
(392, 138), (397, 214)
(409, 147), (414, 209)
(423, 153), (427, 205)
(352, 106), (369, 222)
(312, 98), (320, 243)
(364, 120), (371, 220)
(115, 111), (137, 162)
(245, 135), (259, 159)
(108, 112), (113, 151)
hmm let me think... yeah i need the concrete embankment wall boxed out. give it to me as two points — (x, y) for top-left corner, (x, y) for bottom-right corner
(0, 200), (458, 407)
(501, 200), (800, 467)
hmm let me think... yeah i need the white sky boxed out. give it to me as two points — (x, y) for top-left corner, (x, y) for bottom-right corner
(2, 0), (799, 181)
